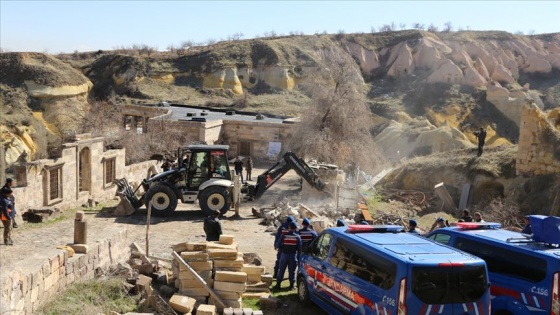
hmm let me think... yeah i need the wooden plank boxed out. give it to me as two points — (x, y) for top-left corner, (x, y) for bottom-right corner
(298, 203), (321, 218)
(434, 182), (457, 213)
(172, 251), (228, 308)
(458, 183), (472, 210)
(359, 203), (373, 224)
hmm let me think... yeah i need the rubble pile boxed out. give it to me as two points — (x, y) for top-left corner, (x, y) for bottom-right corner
(257, 198), (358, 232)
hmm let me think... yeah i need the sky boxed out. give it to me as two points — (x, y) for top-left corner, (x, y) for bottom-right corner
(1, 1), (559, 53)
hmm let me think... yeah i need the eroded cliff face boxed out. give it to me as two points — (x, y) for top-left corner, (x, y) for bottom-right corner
(0, 52), (92, 166)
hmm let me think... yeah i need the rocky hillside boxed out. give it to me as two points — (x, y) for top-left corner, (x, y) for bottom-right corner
(1, 30), (560, 168)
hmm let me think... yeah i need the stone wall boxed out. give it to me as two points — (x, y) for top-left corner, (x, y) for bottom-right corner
(11, 135), (156, 218)
(516, 103), (560, 176)
(221, 121), (295, 160)
(0, 229), (129, 315)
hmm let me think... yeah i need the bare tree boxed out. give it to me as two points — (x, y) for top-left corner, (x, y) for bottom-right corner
(228, 32), (244, 40)
(427, 23), (439, 33)
(370, 26), (377, 33)
(399, 23), (407, 30)
(140, 44), (157, 56)
(412, 22), (425, 30)
(443, 21), (453, 32)
(528, 29), (536, 35)
(289, 49), (387, 173)
(379, 22), (396, 32)
(515, 30), (524, 35)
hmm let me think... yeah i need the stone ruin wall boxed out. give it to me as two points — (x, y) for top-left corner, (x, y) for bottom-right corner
(0, 230), (129, 315)
(516, 103), (560, 176)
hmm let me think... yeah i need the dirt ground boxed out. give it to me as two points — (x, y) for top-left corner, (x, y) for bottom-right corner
(0, 167), (327, 314)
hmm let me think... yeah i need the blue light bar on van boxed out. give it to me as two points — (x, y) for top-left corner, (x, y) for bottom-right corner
(456, 222), (502, 230)
(346, 225), (404, 233)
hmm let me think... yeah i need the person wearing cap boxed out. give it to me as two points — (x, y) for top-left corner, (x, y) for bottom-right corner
(429, 217), (447, 232)
(274, 215), (295, 278)
(203, 210), (223, 241)
(408, 219), (419, 234)
(336, 219), (346, 227)
(1, 178), (17, 228)
(1, 187), (15, 245)
(298, 218), (317, 251)
(274, 221), (302, 290)
(521, 216), (532, 234)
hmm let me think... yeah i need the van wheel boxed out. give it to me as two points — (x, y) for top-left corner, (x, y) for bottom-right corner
(199, 186), (231, 216)
(297, 277), (311, 305)
(145, 183), (178, 216)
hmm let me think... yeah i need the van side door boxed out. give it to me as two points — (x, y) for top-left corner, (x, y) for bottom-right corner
(301, 233), (338, 310)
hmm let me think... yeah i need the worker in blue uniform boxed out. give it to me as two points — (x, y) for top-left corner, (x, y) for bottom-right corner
(298, 218), (317, 251)
(274, 221), (302, 290)
(273, 215), (295, 279)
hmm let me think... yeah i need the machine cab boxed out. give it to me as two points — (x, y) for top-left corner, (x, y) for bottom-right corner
(184, 145), (231, 191)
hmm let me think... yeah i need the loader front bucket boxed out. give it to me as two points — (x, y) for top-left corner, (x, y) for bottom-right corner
(114, 178), (143, 216)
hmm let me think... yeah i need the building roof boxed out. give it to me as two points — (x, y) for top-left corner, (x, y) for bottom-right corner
(169, 105), (287, 124)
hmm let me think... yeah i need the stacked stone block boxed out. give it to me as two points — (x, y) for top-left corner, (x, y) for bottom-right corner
(242, 265), (272, 298)
(172, 242), (212, 304)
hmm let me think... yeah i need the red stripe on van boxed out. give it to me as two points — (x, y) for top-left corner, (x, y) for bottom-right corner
(490, 285), (521, 300)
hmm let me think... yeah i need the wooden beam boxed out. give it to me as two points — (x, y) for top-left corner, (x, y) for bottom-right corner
(171, 251), (228, 309)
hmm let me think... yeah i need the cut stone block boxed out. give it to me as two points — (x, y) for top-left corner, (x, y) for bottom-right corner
(206, 242), (238, 251)
(175, 279), (206, 289)
(169, 294), (196, 314)
(69, 244), (88, 254)
(178, 270), (212, 280)
(213, 281), (247, 293)
(252, 311), (264, 315)
(242, 292), (270, 299)
(242, 265), (265, 275)
(245, 282), (270, 292)
(180, 251), (209, 261)
(219, 235), (234, 245)
(233, 309), (243, 315)
(214, 258), (244, 268)
(186, 242), (207, 251)
(214, 271), (247, 283)
(223, 308), (234, 315)
(260, 274), (273, 283)
(135, 274), (152, 295)
(214, 267), (243, 272)
(215, 290), (242, 300)
(179, 261), (213, 271)
(207, 248), (238, 260)
(179, 288), (210, 297)
(196, 304), (216, 315)
(172, 242), (189, 253)
(247, 274), (261, 283)
(242, 308), (253, 315)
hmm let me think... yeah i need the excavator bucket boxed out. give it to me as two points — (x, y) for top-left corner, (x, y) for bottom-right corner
(114, 178), (143, 216)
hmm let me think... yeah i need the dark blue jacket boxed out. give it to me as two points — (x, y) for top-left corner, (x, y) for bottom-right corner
(274, 222), (291, 248)
(0, 196), (13, 220)
(275, 230), (302, 254)
(298, 226), (317, 249)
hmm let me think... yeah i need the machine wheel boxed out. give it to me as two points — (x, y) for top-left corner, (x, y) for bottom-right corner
(144, 183), (178, 216)
(199, 186), (231, 216)
(297, 277), (311, 305)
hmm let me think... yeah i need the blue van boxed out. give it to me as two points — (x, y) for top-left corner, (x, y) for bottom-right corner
(298, 225), (491, 315)
(425, 217), (560, 315)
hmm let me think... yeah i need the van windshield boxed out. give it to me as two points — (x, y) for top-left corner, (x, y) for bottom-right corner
(412, 265), (487, 304)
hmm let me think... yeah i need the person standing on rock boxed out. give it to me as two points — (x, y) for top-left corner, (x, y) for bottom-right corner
(245, 157), (253, 181)
(474, 127), (487, 157)
(1, 187), (15, 245)
(1, 178), (17, 228)
(274, 221), (301, 291)
(233, 157), (244, 183)
(203, 210), (223, 241)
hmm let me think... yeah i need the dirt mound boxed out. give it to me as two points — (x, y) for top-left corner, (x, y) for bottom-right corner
(0, 52), (89, 87)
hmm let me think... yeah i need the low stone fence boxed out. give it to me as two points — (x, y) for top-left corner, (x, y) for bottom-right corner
(0, 229), (129, 315)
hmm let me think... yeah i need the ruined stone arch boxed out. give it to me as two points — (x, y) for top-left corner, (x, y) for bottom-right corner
(79, 147), (91, 192)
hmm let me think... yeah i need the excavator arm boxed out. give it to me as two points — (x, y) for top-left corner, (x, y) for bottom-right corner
(247, 152), (326, 199)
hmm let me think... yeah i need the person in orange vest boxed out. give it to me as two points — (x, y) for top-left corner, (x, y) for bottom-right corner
(1, 187), (15, 245)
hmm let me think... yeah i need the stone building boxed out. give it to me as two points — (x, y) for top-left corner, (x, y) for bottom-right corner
(516, 102), (560, 176)
(10, 134), (156, 213)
